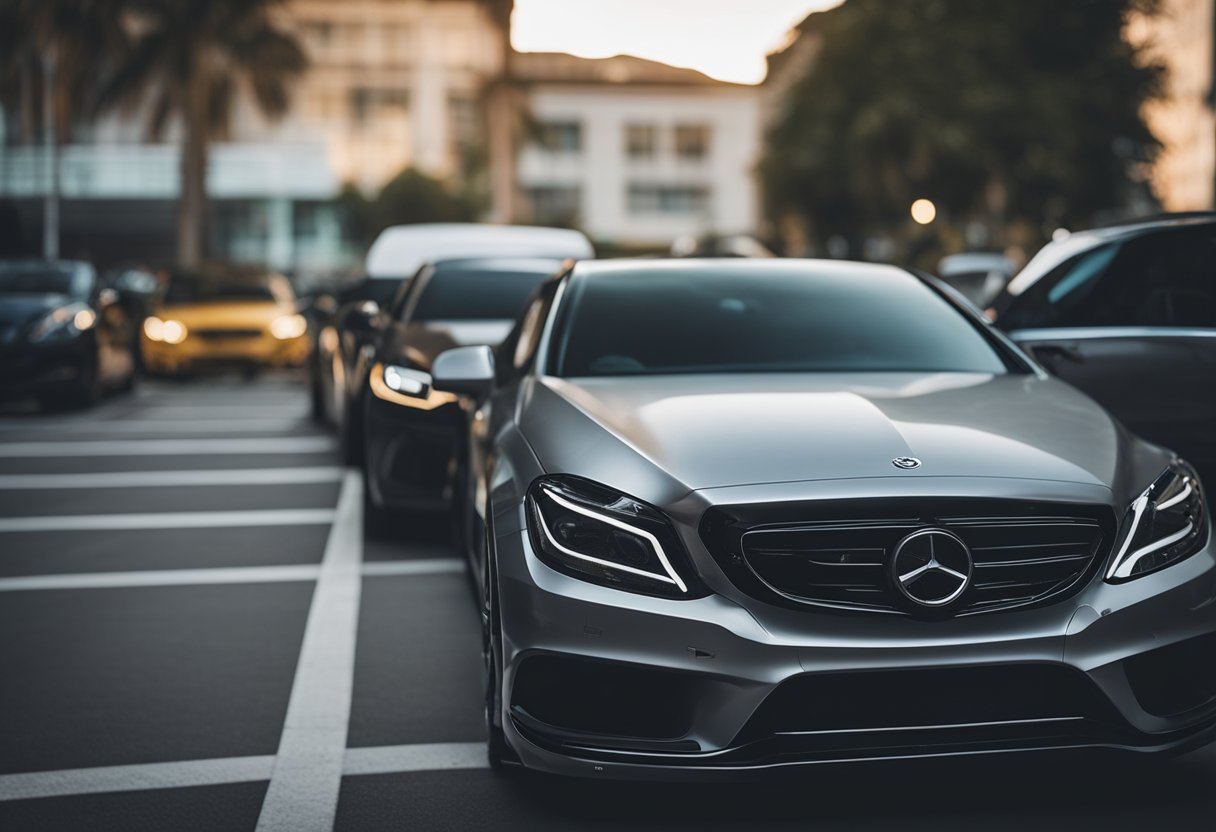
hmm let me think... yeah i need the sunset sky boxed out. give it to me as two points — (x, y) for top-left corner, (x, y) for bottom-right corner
(511, 0), (844, 85)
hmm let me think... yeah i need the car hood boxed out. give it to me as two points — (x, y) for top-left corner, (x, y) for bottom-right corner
(522, 372), (1150, 500)
(0, 294), (76, 346)
(153, 301), (291, 329)
(394, 320), (515, 372)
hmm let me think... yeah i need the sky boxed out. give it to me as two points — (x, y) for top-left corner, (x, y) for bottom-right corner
(511, 0), (844, 85)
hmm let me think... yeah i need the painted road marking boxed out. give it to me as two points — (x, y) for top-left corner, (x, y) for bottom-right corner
(0, 466), (345, 490)
(0, 437), (336, 457)
(0, 509), (337, 533)
(0, 744), (489, 803)
(0, 418), (310, 434)
(256, 469), (363, 832)
(0, 560), (465, 592)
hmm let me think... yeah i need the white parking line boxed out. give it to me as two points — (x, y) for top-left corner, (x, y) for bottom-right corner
(256, 469), (363, 832)
(0, 559), (465, 592)
(0, 509), (336, 533)
(0, 437), (336, 457)
(342, 743), (488, 776)
(0, 419), (309, 434)
(0, 467), (345, 490)
(0, 744), (489, 803)
(0, 756), (278, 803)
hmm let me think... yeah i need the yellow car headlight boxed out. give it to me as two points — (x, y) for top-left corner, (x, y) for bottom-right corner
(270, 314), (307, 340)
(143, 316), (187, 344)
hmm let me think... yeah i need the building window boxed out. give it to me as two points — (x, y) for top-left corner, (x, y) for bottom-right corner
(350, 88), (409, 126)
(625, 123), (657, 159)
(448, 94), (481, 153)
(536, 120), (582, 153)
(674, 124), (710, 160)
(526, 185), (582, 227)
(627, 183), (710, 215)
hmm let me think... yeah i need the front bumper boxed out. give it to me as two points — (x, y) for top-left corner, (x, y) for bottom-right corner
(141, 332), (307, 374)
(494, 503), (1216, 779)
(364, 391), (463, 511)
(0, 339), (91, 398)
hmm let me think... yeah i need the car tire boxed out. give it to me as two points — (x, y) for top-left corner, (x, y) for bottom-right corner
(341, 388), (366, 467)
(482, 519), (517, 771)
(43, 354), (101, 411)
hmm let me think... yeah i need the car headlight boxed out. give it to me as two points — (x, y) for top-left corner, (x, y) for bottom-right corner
(1107, 461), (1209, 582)
(28, 302), (96, 343)
(526, 476), (704, 598)
(270, 313), (307, 340)
(143, 316), (187, 344)
(368, 362), (457, 410)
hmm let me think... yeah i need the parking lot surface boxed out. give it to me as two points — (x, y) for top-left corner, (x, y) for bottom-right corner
(3, 375), (1216, 831)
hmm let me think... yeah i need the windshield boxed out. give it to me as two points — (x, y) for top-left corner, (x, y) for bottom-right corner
(163, 269), (291, 305)
(552, 264), (1013, 377)
(411, 265), (557, 322)
(0, 263), (92, 297)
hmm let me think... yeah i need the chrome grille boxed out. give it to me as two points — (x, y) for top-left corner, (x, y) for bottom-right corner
(193, 328), (262, 340)
(729, 509), (1108, 617)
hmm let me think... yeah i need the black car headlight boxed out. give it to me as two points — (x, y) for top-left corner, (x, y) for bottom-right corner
(28, 303), (96, 343)
(1107, 461), (1209, 582)
(526, 476), (704, 599)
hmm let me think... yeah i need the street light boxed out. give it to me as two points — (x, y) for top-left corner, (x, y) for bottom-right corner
(910, 198), (937, 225)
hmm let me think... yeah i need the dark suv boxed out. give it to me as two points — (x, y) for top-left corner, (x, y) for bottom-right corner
(991, 214), (1216, 481)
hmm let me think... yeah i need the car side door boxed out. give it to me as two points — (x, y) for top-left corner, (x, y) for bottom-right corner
(1000, 227), (1216, 479)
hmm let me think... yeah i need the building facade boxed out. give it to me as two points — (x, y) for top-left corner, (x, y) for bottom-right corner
(512, 53), (761, 248)
(1133, 0), (1216, 211)
(0, 0), (506, 272)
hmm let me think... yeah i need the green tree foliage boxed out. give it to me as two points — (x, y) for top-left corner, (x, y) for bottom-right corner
(340, 168), (482, 251)
(761, 0), (1164, 259)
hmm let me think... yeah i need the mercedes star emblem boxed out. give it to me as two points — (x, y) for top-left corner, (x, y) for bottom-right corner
(892, 456), (922, 469)
(890, 528), (973, 608)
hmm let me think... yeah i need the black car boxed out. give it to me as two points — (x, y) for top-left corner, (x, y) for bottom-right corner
(991, 214), (1216, 480)
(353, 257), (567, 521)
(307, 276), (402, 426)
(0, 259), (137, 409)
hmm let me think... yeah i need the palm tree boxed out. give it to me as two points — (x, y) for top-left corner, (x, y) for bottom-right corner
(100, 0), (306, 265)
(0, 0), (127, 258)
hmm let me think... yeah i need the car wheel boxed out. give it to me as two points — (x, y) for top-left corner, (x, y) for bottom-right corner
(341, 389), (366, 467)
(43, 354), (101, 411)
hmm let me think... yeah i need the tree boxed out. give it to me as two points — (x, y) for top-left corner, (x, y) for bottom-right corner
(0, 0), (127, 258)
(339, 168), (482, 251)
(761, 0), (1164, 263)
(99, 0), (306, 265)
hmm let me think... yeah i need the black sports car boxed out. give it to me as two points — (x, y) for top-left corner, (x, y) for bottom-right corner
(0, 259), (137, 409)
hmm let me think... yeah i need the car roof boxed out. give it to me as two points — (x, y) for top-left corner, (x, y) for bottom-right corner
(430, 256), (568, 274)
(1003, 213), (1216, 298)
(365, 224), (593, 278)
(571, 257), (914, 280)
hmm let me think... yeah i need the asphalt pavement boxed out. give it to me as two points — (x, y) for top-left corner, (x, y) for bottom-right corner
(2, 373), (1216, 831)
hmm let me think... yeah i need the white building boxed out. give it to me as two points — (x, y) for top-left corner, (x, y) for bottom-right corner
(512, 53), (762, 248)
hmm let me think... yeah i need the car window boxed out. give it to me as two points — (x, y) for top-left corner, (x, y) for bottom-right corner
(163, 268), (279, 305)
(552, 265), (1013, 377)
(0, 262), (93, 297)
(1000, 228), (1216, 329)
(409, 267), (553, 322)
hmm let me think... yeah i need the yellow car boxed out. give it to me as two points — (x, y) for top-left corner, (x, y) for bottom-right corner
(142, 265), (309, 376)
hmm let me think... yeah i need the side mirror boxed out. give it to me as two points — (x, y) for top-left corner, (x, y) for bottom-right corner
(432, 345), (495, 395)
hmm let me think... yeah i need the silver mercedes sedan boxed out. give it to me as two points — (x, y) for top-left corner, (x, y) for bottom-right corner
(430, 258), (1215, 780)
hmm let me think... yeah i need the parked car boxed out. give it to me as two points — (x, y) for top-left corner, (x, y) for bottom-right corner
(433, 258), (1214, 776)
(937, 251), (1014, 307)
(357, 257), (567, 522)
(990, 214), (1216, 482)
(141, 264), (309, 377)
(313, 223), (593, 460)
(0, 259), (137, 409)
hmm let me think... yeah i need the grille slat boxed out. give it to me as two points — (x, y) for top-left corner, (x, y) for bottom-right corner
(736, 508), (1106, 617)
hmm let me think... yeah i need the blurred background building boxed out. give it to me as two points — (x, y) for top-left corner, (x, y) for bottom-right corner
(513, 52), (760, 248)
(1133, 0), (1216, 211)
